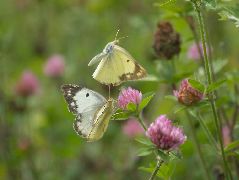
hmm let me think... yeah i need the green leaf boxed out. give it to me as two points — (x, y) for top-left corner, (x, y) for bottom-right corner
(138, 93), (155, 112)
(225, 151), (239, 158)
(224, 140), (239, 153)
(111, 109), (130, 120)
(169, 151), (182, 160)
(137, 147), (154, 157)
(157, 150), (170, 162)
(154, 0), (177, 8)
(213, 59), (228, 74)
(206, 79), (226, 93)
(135, 137), (154, 146)
(174, 105), (187, 114)
(126, 102), (137, 112)
(219, 8), (239, 28)
(165, 95), (177, 102)
(138, 166), (154, 174)
(204, 0), (217, 9)
(188, 79), (205, 92)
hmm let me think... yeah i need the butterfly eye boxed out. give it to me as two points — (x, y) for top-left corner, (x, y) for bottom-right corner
(86, 93), (89, 97)
(127, 60), (130, 62)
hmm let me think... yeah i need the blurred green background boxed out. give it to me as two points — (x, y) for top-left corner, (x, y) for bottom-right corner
(1, 0), (239, 179)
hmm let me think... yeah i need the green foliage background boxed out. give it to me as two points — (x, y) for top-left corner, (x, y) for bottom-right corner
(1, 0), (239, 179)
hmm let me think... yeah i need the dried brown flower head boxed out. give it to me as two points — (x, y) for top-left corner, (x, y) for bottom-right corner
(153, 21), (181, 60)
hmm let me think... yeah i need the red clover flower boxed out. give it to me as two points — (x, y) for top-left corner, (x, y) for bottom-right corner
(146, 115), (186, 151)
(118, 87), (142, 110)
(174, 79), (203, 106)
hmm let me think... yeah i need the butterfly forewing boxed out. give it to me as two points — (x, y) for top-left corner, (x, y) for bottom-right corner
(114, 45), (147, 81)
(61, 84), (82, 114)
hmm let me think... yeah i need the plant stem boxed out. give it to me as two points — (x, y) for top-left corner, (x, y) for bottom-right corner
(192, 1), (232, 179)
(185, 16), (204, 60)
(149, 157), (164, 180)
(137, 112), (147, 131)
(197, 113), (219, 152)
(186, 112), (212, 180)
(136, 113), (165, 179)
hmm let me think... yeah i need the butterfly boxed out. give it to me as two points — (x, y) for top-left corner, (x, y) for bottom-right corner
(88, 32), (147, 86)
(61, 84), (115, 142)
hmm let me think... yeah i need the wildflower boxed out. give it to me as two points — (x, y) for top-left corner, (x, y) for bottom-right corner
(18, 138), (31, 152)
(222, 125), (231, 147)
(146, 115), (186, 151)
(118, 87), (142, 109)
(153, 21), (181, 60)
(122, 118), (144, 138)
(174, 79), (203, 106)
(15, 71), (39, 97)
(187, 42), (210, 60)
(43, 55), (65, 77)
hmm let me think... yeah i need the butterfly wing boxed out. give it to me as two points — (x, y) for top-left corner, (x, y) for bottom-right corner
(61, 84), (110, 141)
(88, 52), (107, 66)
(82, 99), (114, 142)
(92, 45), (147, 85)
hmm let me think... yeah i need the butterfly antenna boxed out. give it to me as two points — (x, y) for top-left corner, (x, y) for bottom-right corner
(114, 29), (120, 41)
(117, 36), (128, 42)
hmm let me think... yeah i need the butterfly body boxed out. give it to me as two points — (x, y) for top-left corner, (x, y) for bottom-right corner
(61, 84), (114, 142)
(89, 40), (147, 86)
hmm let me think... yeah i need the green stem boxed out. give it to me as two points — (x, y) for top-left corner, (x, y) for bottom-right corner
(197, 113), (219, 152)
(137, 112), (147, 131)
(136, 112), (165, 179)
(192, 1), (232, 179)
(186, 112), (212, 180)
(149, 158), (164, 180)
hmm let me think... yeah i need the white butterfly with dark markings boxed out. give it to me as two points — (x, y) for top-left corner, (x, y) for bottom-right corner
(61, 84), (114, 142)
(88, 32), (147, 86)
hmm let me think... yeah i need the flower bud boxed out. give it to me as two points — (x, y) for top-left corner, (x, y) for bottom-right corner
(174, 79), (203, 106)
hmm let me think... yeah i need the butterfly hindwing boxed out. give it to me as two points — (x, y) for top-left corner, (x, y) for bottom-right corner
(114, 45), (147, 81)
(61, 84), (113, 141)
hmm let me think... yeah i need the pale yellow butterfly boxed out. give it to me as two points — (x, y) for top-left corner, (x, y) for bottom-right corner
(88, 31), (147, 86)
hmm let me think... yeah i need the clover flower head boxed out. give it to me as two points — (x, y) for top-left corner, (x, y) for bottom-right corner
(122, 118), (144, 138)
(187, 42), (210, 60)
(146, 115), (186, 151)
(118, 87), (142, 109)
(174, 79), (203, 106)
(15, 70), (39, 97)
(44, 55), (65, 77)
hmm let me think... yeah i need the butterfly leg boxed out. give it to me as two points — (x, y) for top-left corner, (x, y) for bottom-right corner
(108, 85), (111, 99)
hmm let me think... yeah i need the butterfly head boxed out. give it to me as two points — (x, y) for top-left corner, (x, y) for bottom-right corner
(103, 41), (117, 54)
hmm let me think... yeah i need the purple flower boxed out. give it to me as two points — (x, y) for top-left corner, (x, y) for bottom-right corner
(187, 43), (203, 60)
(122, 118), (144, 138)
(146, 115), (186, 151)
(118, 87), (142, 109)
(187, 42), (210, 60)
(222, 125), (231, 147)
(44, 55), (65, 77)
(174, 79), (203, 106)
(15, 71), (39, 97)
